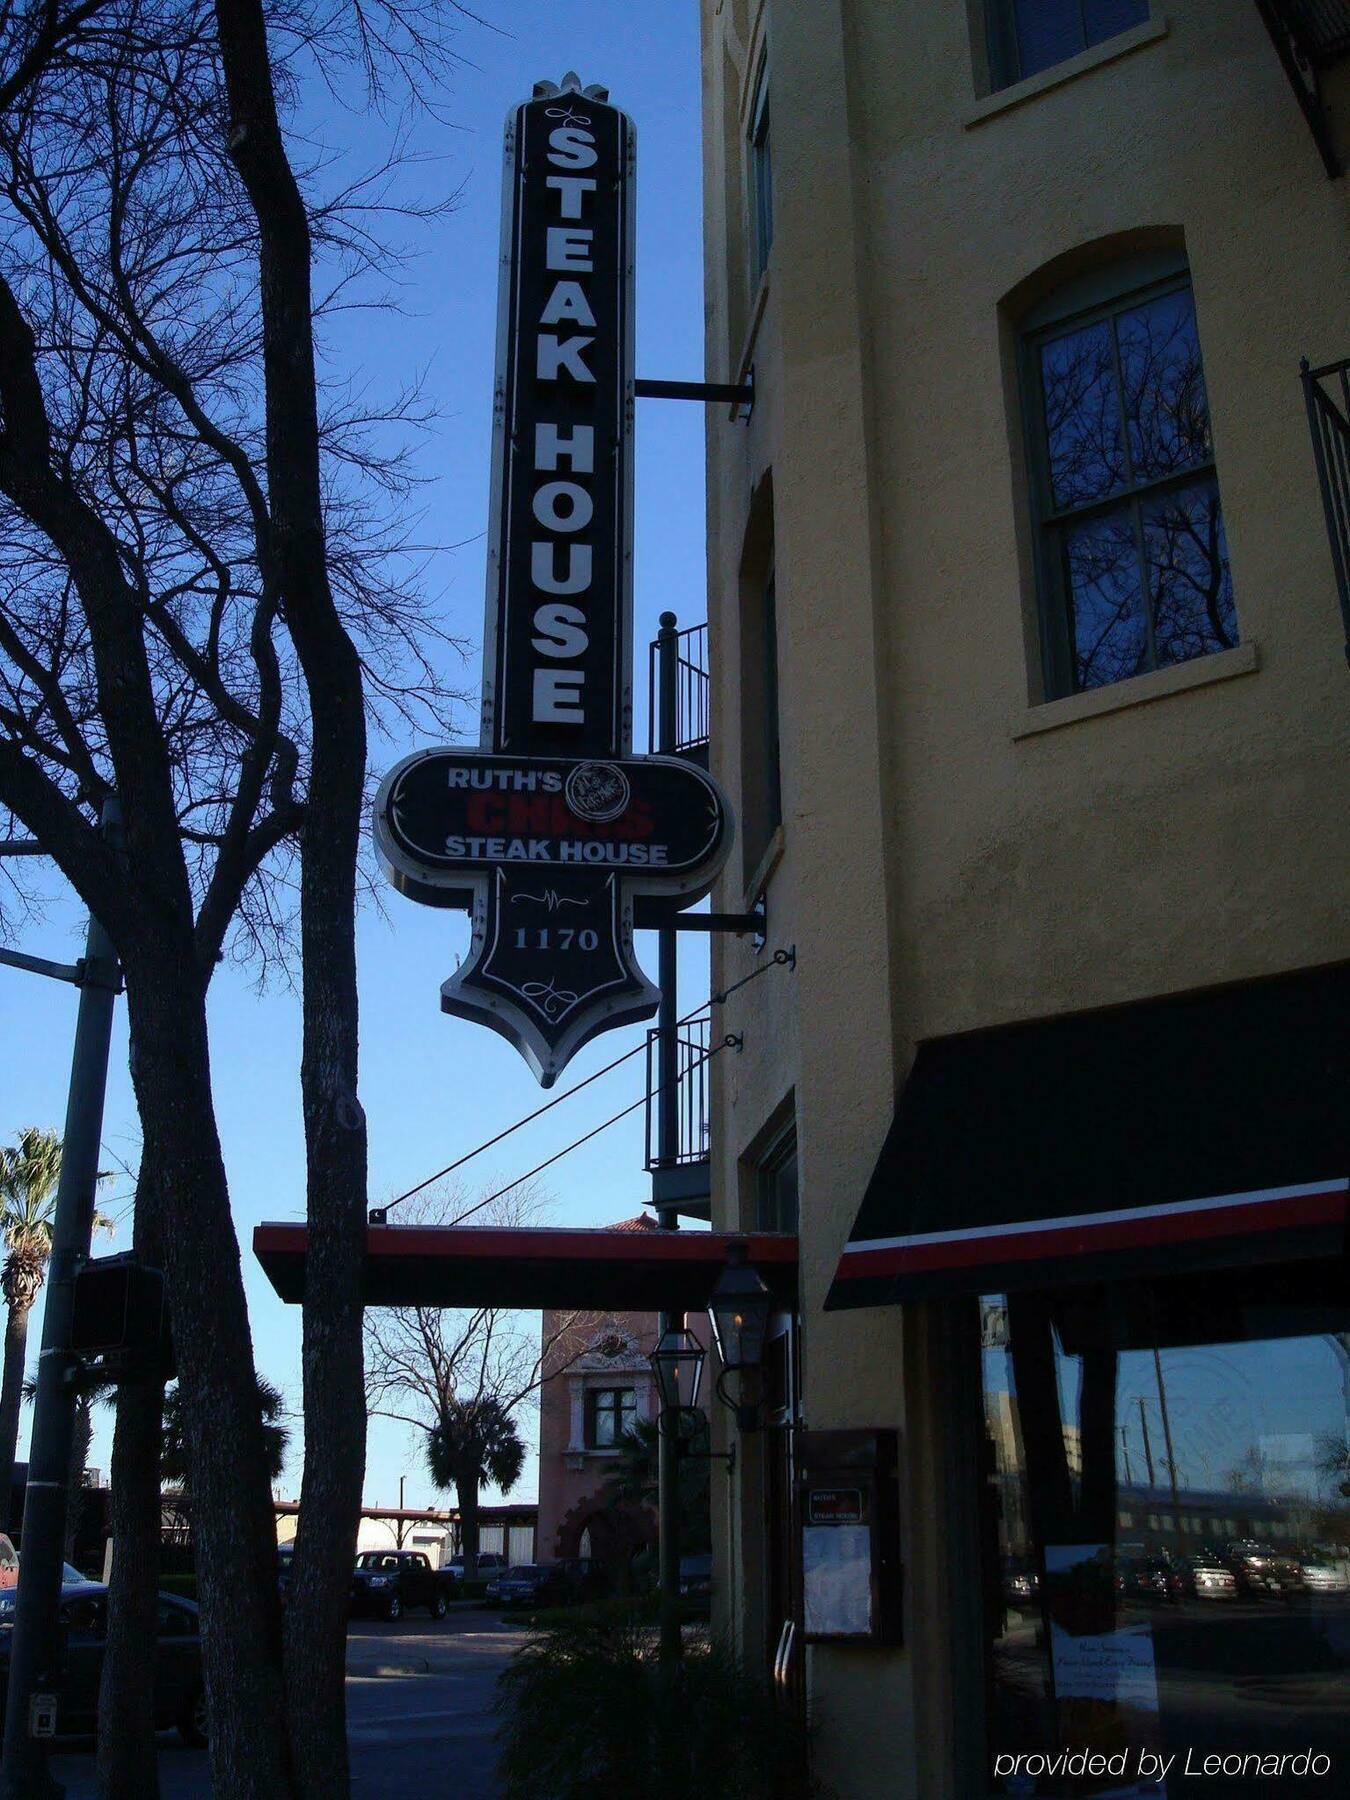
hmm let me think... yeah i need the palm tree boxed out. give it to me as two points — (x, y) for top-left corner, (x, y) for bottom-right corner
(161, 1376), (290, 1512)
(0, 1128), (63, 1528)
(23, 1372), (117, 1567)
(601, 1413), (712, 1555)
(426, 1397), (526, 1580)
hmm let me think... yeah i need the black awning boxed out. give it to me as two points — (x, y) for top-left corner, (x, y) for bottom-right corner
(825, 964), (1349, 1312)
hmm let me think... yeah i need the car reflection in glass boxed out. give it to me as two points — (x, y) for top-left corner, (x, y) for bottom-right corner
(1171, 1555), (1237, 1600)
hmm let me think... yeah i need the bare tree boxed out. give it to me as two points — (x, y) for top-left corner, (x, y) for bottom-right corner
(0, 4), (473, 1793)
(365, 1187), (598, 1579)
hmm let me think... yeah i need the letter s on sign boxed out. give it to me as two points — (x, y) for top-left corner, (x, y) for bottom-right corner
(531, 604), (589, 658)
(548, 125), (597, 169)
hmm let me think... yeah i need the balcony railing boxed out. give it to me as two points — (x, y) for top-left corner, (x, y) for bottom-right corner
(1257, 1), (1350, 176)
(644, 1014), (711, 1219)
(647, 622), (709, 763)
(1302, 355), (1350, 663)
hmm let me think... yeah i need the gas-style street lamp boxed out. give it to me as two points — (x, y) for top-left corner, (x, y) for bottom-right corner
(706, 1240), (774, 1431)
(649, 1322), (706, 1422)
(647, 1320), (733, 1473)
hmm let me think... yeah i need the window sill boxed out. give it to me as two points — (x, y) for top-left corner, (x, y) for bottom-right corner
(964, 18), (1170, 130)
(1011, 641), (1260, 740)
(741, 822), (785, 913)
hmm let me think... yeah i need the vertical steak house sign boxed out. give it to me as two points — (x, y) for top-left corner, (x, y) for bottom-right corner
(374, 74), (732, 1085)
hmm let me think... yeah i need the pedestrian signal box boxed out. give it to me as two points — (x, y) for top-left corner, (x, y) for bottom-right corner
(71, 1256), (172, 1378)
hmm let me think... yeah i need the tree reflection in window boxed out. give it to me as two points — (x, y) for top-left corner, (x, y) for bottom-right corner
(1030, 279), (1236, 696)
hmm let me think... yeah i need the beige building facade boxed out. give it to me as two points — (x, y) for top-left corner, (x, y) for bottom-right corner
(697, 4), (1349, 1797)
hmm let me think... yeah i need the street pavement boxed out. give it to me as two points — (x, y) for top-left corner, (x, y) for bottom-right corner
(47, 1610), (533, 1798)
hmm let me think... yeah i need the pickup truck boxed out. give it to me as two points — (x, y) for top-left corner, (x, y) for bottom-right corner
(350, 1550), (454, 1621)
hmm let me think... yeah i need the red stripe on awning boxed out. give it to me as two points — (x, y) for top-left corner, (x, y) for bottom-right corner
(834, 1186), (1348, 1282)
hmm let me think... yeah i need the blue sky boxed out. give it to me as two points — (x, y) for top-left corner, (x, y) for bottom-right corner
(1, 2), (708, 1515)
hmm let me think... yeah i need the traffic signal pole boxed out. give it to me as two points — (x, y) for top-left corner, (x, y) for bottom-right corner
(1, 804), (120, 1799)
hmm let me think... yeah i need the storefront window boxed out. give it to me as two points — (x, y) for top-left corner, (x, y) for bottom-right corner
(980, 1269), (1349, 1795)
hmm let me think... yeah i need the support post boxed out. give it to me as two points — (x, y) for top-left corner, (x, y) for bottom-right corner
(1, 800), (121, 1799)
(655, 611), (683, 1664)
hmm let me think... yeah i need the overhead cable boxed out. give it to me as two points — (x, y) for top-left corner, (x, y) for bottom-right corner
(370, 944), (795, 1223)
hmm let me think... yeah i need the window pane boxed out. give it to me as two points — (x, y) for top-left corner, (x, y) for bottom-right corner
(1144, 478), (1237, 667)
(619, 1390), (636, 1434)
(1117, 287), (1212, 481)
(750, 72), (772, 276)
(760, 1140), (798, 1233)
(1061, 507), (1149, 689)
(593, 1394), (615, 1447)
(1082, 0), (1149, 47)
(1011, 0), (1085, 78)
(1008, 0), (1147, 79)
(1039, 321), (1126, 511)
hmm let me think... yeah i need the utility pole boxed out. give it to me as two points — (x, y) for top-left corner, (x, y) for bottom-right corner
(655, 612), (683, 1665)
(1136, 1395), (1156, 1488)
(1153, 1346), (1182, 1525)
(1, 801), (120, 1800)
(1118, 1424), (1133, 1487)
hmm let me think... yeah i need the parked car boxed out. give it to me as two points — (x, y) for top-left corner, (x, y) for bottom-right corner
(350, 1549), (453, 1621)
(489, 1560), (601, 1608)
(1222, 1541), (1301, 1597)
(0, 1582), (206, 1745)
(491, 1564), (570, 1608)
(0, 1563), (88, 1625)
(444, 1551), (507, 1583)
(1172, 1555), (1238, 1600)
(1116, 1557), (1177, 1604)
(1295, 1551), (1350, 1593)
(1000, 1561), (1039, 1609)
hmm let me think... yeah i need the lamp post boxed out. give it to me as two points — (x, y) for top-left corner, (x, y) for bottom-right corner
(648, 1319), (707, 1662)
(0, 804), (121, 1799)
(654, 611), (682, 1665)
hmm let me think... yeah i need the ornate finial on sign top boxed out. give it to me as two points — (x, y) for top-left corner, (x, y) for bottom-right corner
(533, 74), (609, 102)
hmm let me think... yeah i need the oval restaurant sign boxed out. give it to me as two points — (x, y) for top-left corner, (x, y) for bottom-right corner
(374, 74), (732, 1085)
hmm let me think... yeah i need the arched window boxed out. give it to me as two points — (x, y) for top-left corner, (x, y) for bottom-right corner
(1019, 251), (1237, 699)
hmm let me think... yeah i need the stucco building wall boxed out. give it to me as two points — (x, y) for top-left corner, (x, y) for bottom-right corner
(698, 3), (1349, 1797)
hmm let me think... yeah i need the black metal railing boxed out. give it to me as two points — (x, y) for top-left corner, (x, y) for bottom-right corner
(647, 622), (709, 760)
(644, 1013), (711, 1173)
(1301, 355), (1350, 663)
(1257, 2), (1350, 176)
